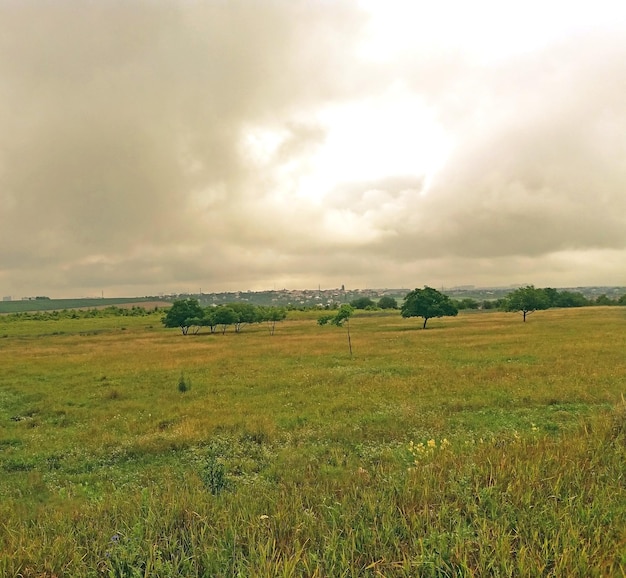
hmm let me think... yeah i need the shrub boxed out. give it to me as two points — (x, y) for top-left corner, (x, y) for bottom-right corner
(377, 295), (398, 309)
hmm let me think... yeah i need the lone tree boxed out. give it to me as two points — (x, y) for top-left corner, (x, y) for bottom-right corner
(162, 298), (204, 335)
(401, 286), (458, 329)
(505, 285), (550, 322)
(318, 304), (354, 356)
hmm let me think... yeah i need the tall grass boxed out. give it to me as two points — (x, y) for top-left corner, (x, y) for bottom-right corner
(0, 307), (625, 576)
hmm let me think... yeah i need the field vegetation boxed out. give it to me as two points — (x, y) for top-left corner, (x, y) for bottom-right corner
(0, 307), (625, 576)
(0, 298), (166, 315)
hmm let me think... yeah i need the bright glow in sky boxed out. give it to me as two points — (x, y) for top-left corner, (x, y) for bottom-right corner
(296, 89), (452, 203)
(360, 0), (626, 62)
(1, 0), (626, 297)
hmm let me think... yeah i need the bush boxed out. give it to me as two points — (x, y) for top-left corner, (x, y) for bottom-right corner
(350, 296), (376, 309)
(377, 296), (398, 309)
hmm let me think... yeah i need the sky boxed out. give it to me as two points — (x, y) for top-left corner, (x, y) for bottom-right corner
(1, 0), (626, 298)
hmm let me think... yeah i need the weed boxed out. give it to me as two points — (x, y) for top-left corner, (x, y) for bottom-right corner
(201, 454), (228, 495)
(177, 373), (190, 393)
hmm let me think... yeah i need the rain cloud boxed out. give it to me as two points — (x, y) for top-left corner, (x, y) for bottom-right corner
(1, 1), (625, 296)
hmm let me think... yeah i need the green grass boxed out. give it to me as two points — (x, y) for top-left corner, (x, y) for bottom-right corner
(0, 297), (163, 314)
(0, 307), (625, 576)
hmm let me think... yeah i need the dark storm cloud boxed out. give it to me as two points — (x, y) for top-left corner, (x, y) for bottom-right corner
(0, 0), (368, 295)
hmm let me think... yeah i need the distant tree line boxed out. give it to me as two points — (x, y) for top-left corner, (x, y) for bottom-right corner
(162, 298), (287, 335)
(5, 287), (623, 332)
(348, 295), (398, 310)
(456, 287), (626, 315)
(324, 284), (626, 334)
(349, 287), (626, 320)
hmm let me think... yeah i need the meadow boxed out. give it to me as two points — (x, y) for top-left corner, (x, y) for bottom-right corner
(0, 298), (162, 315)
(0, 307), (625, 577)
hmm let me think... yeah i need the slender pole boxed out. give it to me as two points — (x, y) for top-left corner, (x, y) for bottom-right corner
(347, 319), (352, 357)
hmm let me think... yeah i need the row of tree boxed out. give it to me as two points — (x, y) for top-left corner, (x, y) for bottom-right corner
(348, 288), (626, 314)
(349, 295), (398, 310)
(163, 285), (625, 337)
(501, 285), (612, 322)
(162, 299), (287, 335)
(457, 288), (626, 312)
(399, 284), (626, 326)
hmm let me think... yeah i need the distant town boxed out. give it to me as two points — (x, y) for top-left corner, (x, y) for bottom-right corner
(178, 285), (626, 309)
(3, 285), (625, 312)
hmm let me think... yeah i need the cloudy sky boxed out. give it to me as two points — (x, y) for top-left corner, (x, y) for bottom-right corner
(1, 0), (626, 298)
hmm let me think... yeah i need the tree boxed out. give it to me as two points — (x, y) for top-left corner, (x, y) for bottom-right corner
(350, 296), (375, 310)
(401, 286), (458, 329)
(540, 287), (560, 308)
(228, 302), (259, 332)
(258, 306), (287, 336)
(455, 298), (479, 310)
(318, 304), (354, 356)
(594, 294), (615, 306)
(186, 316), (205, 334)
(553, 290), (589, 308)
(377, 295), (398, 309)
(505, 285), (550, 322)
(202, 307), (218, 333)
(162, 298), (204, 335)
(540, 287), (588, 308)
(213, 306), (239, 334)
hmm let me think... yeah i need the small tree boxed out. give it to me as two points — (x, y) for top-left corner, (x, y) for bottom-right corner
(162, 298), (204, 335)
(401, 286), (458, 329)
(505, 285), (550, 321)
(456, 298), (479, 310)
(186, 316), (204, 335)
(318, 304), (354, 356)
(377, 295), (398, 309)
(213, 306), (238, 334)
(259, 306), (287, 336)
(203, 307), (218, 333)
(228, 302), (259, 332)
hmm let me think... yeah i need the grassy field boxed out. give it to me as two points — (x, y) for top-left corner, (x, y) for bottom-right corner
(0, 307), (625, 576)
(0, 298), (167, 314)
